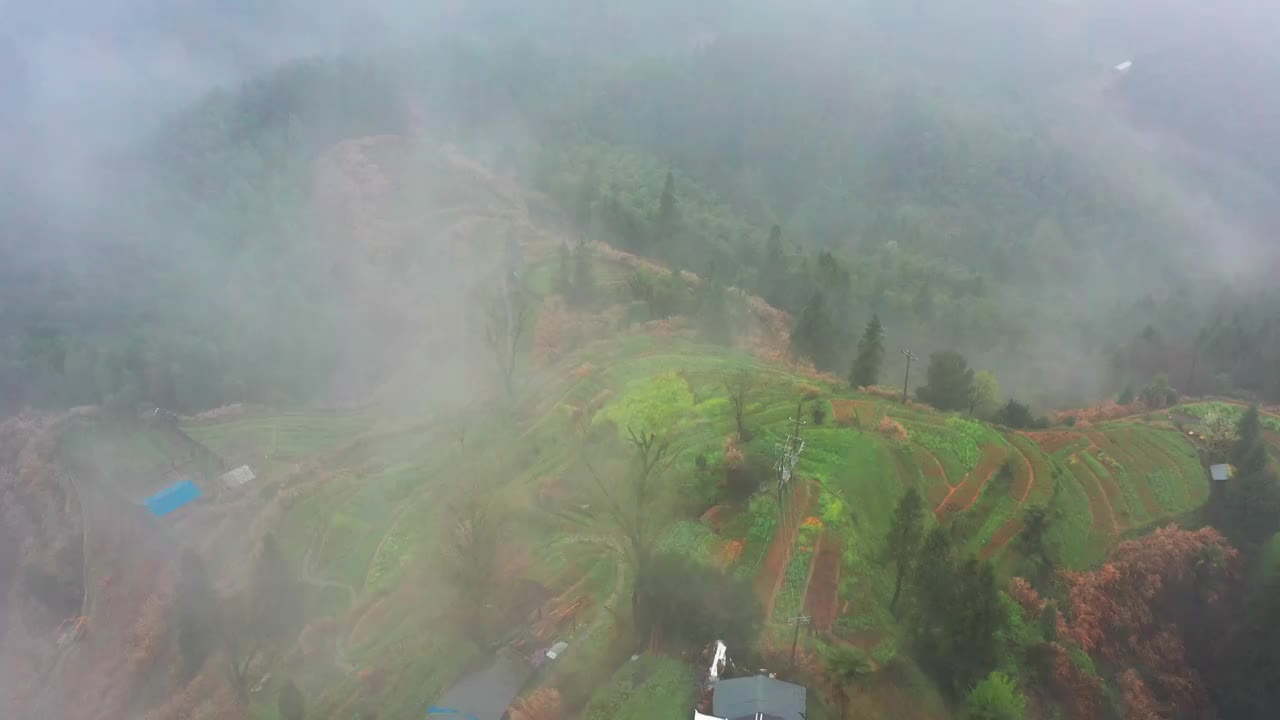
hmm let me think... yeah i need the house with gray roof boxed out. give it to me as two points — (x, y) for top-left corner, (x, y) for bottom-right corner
(708, 675), (806, 720)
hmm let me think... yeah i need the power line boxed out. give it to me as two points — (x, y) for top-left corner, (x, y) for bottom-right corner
(901, 349), (918, 404)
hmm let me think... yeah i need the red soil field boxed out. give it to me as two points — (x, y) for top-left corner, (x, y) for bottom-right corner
(754, 480), (813, 618)
(805, 534), (841, 633)
(1025, 431), (1084, 455)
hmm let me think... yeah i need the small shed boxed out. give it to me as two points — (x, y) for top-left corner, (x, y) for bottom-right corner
(1210, 464), (1232, 482)
(144, 480), (201, 517)
(545, 641), (569, 660)
(712, 675), (807, 720)
(220, 465), (257, 489)
(1115, 60), (1134, 72)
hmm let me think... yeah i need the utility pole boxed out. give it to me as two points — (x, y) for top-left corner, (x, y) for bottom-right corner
(775, 401), (807, 555)
(901, 349), (918, 404)
(789, 615), (811, 667)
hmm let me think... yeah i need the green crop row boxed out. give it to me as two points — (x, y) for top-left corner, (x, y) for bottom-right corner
(914, 429), (979, 475)
(660, 521), (720, 566)
(772, 546), (814, 623)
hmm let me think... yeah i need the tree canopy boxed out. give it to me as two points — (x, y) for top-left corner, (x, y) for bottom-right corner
(917, 351), (975, 412)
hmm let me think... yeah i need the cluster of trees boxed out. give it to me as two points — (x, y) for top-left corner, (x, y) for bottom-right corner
(175, 535), (304, 700)
(881, 489), (1014, 705)
(1, 59), (406, 414)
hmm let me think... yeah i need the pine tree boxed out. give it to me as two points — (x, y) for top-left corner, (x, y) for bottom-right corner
(790, 291), (834, 369)
(1233, 405), (1267, 474)
(175, 549), (218, 678)
(850, 315), (885, 388)
(884, 487), (925, 613)
(918, 351), (975, 412)
(278, 678), (305, 720)
(569, 242), (593, 306)
(657, 171), (678, 243)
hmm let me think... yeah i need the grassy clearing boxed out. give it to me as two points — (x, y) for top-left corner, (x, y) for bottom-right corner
(1044, 456), (1106, 568)
(184, 411), (375, 469)
(580, 656), (696, 720)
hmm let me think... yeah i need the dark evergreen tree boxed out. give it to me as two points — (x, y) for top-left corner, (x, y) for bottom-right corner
(698, 281), (732, 344)
(761, 224), (788, 310)
(995, 399), (1034, 429)
(657, 171), (678, 242)
(850, 315), (885, 388)
(1222, 406), (1280, 547)
(278, 678), (306, 720)
(917, 351), (975, 412)
(226, 533), (304, 694)
(569, 242), (594, 306)
(789, 291), (835, 370)
(884, 487), (925, 613)
(175, 548), (218, 678)
(910, 528), (1005, 696)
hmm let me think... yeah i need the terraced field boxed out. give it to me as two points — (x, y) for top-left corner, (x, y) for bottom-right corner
(139, 336), (1226, 719)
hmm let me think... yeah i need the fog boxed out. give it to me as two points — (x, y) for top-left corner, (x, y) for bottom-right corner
(3, 2), (1280, 720)
(3, 0), (1279, 415)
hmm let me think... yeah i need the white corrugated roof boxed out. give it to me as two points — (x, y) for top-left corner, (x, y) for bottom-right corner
(1210, 464), (1231, 481)
(220, 465), (256, 488)
(1116, 60), (1133, 72)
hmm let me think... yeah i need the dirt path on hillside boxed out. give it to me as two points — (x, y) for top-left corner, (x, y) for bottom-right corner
(979, 518), (1026, 560)
(1009, 442), (1036, 503)
(978, 442), (1041, 559)
(936, 445), (1007, 521)
(300, 548), (358, 674)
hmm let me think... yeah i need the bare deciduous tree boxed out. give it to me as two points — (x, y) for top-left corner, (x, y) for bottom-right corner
(586, 427), (682, 636)
(484, 277), (530, 399)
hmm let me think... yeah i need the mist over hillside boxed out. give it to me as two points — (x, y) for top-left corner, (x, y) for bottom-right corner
(2, 0), (1278, 413)
(4, 3), (1280, 720)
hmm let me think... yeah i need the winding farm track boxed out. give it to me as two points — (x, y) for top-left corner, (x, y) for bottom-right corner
(978, 441), (1040, 558)
(934, 445), (1007, 520)
(1011, 441), (1037, 504)
(300, 547), (359, 674)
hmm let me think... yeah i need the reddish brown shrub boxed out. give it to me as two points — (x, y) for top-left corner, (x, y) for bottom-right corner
(877, 416), (908, 441)
(509, 687), (562, 720)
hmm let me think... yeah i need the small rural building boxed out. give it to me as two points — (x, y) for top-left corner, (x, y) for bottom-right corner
(1210, 464), (1232, 482)
(1115, 60), (1134, 73)
(220, 465), (257, 489)
(708, 675), (807, 720)
(144, 480), (201, 517)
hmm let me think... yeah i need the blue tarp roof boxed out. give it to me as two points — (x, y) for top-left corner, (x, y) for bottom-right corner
(144, 480), (201, 516)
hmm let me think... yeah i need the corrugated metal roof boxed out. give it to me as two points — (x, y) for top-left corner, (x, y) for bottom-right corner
(144, 480), (201, 516)
(220, 465), (256, 488)
(712, 676), (806, 720)
(1210, 464), (1231, 481)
